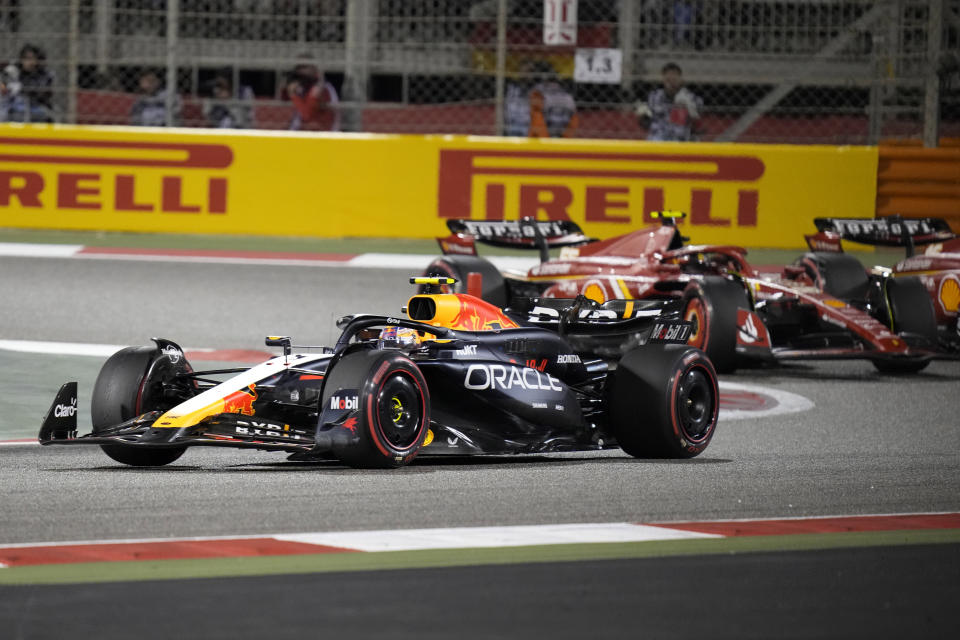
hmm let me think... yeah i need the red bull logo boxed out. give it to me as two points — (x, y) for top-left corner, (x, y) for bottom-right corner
(437, 148), (765, 227)
(222, 384), (257, 416)
(449, 295), (518, 331)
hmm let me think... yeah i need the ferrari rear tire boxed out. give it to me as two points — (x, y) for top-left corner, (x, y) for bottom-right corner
(91, 346), (191, 466)
(609, 344), (718, 458)
(797, 252), (869, 301)
(420, 255), (507, 308)
(323, 349), (431, 469)
(873, 277), (937, 374)
(681, 277), (749, 373)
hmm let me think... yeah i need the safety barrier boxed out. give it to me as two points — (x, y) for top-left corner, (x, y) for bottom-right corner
(0, 124), (878, 248)
(876, 140), (960, 233)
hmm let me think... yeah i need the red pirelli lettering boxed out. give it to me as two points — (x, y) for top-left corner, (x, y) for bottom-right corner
(0, 170), (43, 207)
(57, 173), (101, 210)
(438, 148), (765, 220)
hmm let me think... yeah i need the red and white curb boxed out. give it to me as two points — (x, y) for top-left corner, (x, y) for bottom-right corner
(0, 513), (956, 568)
(0, 243), (537, 272)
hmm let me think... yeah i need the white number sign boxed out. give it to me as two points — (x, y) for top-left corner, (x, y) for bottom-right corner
(574, 48), (622, 84)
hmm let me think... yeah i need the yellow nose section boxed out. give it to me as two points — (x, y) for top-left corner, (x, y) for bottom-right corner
(154, 399), (227, 429)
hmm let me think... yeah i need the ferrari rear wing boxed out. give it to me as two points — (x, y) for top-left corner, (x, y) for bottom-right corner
(807, 216), (956, 257)
(438, 218), (592, 262)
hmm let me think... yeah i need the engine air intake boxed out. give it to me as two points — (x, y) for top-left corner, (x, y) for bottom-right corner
(407, 296), (437, 321)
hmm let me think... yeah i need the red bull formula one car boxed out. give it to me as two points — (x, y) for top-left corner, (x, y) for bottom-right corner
(39, 277), (718, 468)
(423, 215), (957, 374)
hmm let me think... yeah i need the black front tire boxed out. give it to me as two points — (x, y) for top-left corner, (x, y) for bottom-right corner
(797, 252), (869, 301)
(322, 349), (431, 469)
(873, 277), (937, 374)
(681, 277), (749, 373)
(91, 346), (191, 466)
(609, 344), (719, 458)
(420, 255), (507, 308)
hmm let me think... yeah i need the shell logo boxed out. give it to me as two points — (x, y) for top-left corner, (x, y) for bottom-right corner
(582, 281), (607, 303)
(939, 275), (960, 314)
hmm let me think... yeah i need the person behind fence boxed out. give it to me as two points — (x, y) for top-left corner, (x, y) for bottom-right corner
(0, 44), (54, 123)
(635, 62), (703, 142)
(285, 57), (340, 131)
(528, 61), (578, 138)
(129, 69), (181, 127)
(502, 60), (534, 136)
(203, 74), (253, 128)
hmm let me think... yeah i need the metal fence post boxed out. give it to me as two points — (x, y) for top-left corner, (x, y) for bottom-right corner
(924, 0), (944, 147)
(67, 0), (78, 124)
(343, 0), (373, 132)
(165, 0), (179, 127)
(494, 0), (507, 136)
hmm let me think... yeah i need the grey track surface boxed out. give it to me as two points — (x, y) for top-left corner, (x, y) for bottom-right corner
(1, 255), (958, 544)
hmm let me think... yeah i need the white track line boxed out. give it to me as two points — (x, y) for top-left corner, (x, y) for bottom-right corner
(0, 339), (231, 359)
(0, 243), (539, 272)
(0, 243), (83, 258)
(0, 522), (717, 553)
(275, 522), (717, 552)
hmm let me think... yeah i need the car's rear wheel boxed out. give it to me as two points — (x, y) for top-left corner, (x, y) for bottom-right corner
(681, 277), (749, 373)
(322, 349), (431, 468)
(797, 252), (869, 300)
(420, 255), (507, 308)
(91, 345), (193, 466)
(608, 344), (718, 458)
(873, 277), (937, 374)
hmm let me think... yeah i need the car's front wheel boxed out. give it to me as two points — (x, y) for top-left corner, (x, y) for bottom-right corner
(873, 277), (937, 374)
(91, 343), (194, 466)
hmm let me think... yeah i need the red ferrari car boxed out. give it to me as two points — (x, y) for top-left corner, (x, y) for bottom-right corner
(804, 216), (959, 338)
(423, 214), (957, 374)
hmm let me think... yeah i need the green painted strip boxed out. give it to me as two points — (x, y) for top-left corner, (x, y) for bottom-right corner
(2, 528), (957, 586)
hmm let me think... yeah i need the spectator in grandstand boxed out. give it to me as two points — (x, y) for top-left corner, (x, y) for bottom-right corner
(502, 59), (535, 137)
(203, 74), (253, 128)
(0, 44), (55, 123)
(285, 57), (340, 131)
(528, 61), (578, 138)
(636, 62), (703, 142)
(129, 69), (181, 127)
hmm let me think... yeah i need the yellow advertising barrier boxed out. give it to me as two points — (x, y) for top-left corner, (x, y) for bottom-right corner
(0, 124), (877, 248)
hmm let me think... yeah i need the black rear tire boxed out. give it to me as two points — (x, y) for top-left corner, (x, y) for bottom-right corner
(91, 346), (192, 466)
(873, 277), (937, 374)
(420, 255), (507, 308)
(609, 344), (719, 458)
(681, 277), (749, 373)
(797, 252), (869, 300)
(322, 349), (430, 468)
